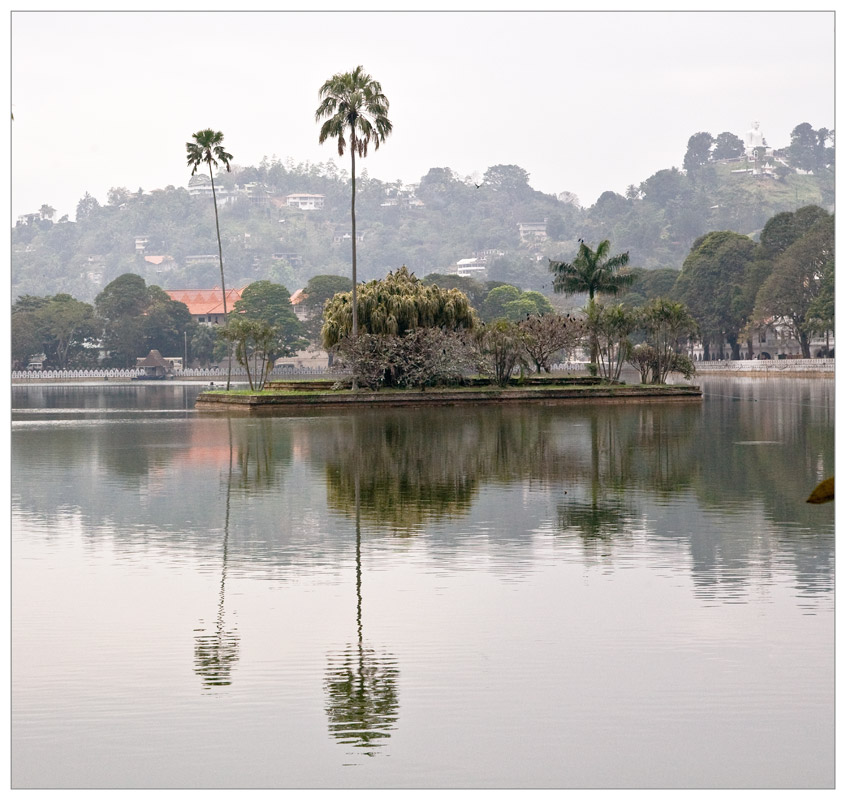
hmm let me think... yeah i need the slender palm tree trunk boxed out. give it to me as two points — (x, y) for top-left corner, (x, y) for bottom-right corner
(210, 165), (232, 390)
(350, 147), (358, 340)
(349, 142), (359, 390)
(587, 294), (599, 374)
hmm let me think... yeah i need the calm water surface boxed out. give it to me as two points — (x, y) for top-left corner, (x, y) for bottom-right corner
(11, 378), (834, 788)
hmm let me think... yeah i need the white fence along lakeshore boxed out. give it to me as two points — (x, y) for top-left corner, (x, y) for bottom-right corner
(694, 358), (833, 373)
(12, 366), (330, 381)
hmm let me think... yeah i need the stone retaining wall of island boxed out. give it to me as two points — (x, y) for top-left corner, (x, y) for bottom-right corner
(195, 383), (703, 412)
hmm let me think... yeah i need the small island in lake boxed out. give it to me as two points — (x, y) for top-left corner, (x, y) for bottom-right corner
(195, 375), (702, 411)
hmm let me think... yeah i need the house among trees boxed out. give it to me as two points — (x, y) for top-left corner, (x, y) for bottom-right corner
(165, 287), (250, 325)
(144, 254), (177, 274)
(449, 257), (488, 278)
(242, 182), (271, 205)
(518, 221), (548, 243)
(285, 193), (325, 210)
(187, 174), (233, 204)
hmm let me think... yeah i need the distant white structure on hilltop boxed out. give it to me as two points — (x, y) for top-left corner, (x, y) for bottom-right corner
(733, 121), (776, 177)
(744, 121), (773, 158)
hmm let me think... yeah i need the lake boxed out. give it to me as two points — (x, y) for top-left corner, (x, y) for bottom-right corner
(11, 377), (834, 789)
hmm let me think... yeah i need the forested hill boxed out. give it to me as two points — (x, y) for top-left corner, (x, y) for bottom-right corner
(12, 124), (834, 303)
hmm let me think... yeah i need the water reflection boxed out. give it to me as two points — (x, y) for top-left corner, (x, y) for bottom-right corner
(316, 412), (482, 533)
(11, 382), (835, 786)
(11, 383), (834, 600)
(325, 473), (400, 755)
(194, 419), (240, 688)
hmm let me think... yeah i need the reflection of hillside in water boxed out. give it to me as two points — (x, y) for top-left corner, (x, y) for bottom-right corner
(11, 382), (834, 600)
(311, 405), (701, 535)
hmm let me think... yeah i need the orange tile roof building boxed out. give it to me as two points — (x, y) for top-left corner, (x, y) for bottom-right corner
(166, 287), (249, 325)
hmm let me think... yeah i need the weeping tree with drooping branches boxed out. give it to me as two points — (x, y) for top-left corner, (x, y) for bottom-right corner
(321, 266), (477, 389)
(321, 266), (476, 347)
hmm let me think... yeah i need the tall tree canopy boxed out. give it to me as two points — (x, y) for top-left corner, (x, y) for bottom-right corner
(752, 212), (834, 357)
(712, 131), (746, 160)
(483, 164), (531, 192)
(95, 273), (193, 366)
(11, 293), (98, 369)
(683, 131), (714, 172)
(299, 274), (354, 341)
(788, 123), (834, 172)
(233, 280), (306, 353)
(672, 230), (756, 360)
(316, 65), (392, 339)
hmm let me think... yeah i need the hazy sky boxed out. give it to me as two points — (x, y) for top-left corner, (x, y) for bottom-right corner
(9, 7), (836, 222)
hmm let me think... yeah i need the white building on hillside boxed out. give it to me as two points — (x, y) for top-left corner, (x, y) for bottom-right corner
(286, 193), (325, 210)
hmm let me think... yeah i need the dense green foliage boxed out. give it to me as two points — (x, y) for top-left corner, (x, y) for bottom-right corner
(299, 274), (353, 340)
(673, 231), (757, 360)
(233, 280), (306, 353)
(94, 273), (194, 367)
(11, 293), (98, 369)
(668, 204), (834, 359)
(480, 285), (553, 322)
(751, 212), (835, 357)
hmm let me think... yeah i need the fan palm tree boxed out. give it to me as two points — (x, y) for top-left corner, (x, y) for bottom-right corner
(186, 129), (234, 388)
(549, 240), (633, 371)
(315, 66), (392, 341)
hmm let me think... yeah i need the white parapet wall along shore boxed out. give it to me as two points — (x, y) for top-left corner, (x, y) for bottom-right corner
(694, 359), (834, 374)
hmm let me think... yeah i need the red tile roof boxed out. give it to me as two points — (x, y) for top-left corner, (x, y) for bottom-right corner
(166, 287), (248, 316)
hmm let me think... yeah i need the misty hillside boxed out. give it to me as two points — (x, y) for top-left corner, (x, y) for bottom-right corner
(11, 125), (834, 303)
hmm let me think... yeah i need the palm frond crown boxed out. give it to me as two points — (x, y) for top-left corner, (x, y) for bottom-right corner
(315, 66), (393, 156)
(186, 129), (233, 176)
(549, 239), (633, 300)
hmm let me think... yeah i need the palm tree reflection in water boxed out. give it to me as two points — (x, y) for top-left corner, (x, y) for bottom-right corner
(558, 411), (635, 550)
(324, 467), (400, 756)
(194, 419), (240, 689)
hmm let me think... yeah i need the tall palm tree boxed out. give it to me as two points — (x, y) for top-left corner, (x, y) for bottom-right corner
(549, 240), (633, 371)
(315, 66), (392, 341)
(186, 129), (234, 388)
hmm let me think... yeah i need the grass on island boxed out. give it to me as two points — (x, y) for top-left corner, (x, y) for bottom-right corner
(200, 380), (695, 397)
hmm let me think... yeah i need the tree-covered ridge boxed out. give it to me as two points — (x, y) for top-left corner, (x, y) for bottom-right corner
(12, 123), (833, 304)
(12, 203), (832, 372)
